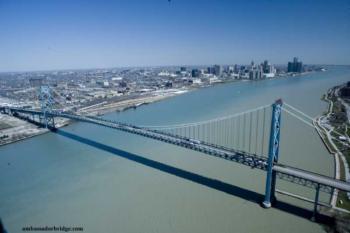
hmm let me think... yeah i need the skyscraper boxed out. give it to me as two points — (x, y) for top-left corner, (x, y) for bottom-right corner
(287, 57), (303, 73)
(234, 64), (239, 74)
(262, 60), (269, 73)
(207, 67), (214, 74)
(191, 69), (200, 78)
(213, 65), (222, 76)
(249, 65), (263, 80)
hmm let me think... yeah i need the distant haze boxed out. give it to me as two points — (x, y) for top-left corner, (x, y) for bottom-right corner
(0, 0), (349, 72)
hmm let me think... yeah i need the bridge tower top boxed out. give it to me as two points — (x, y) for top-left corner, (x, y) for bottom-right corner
(38, 86), (54, 114)
(38, 85), (55, 128)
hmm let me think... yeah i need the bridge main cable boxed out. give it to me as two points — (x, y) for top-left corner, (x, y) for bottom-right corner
(138, 104), (271, 129)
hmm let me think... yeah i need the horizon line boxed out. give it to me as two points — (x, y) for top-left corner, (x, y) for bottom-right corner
(1, 63), (349, 74)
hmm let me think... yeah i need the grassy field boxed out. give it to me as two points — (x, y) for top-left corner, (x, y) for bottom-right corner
(327, 92), (350, 211)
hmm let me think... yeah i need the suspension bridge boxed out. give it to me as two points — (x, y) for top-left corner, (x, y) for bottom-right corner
(1, 86), (350, 219)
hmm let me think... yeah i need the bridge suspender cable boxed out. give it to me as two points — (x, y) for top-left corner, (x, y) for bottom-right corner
(283, 102), (315, 121)
(4, 99), (350, 208)
(284, 102), (348, 138)
(139, 104), (271, 129)
(138, 102), (313, 130)
(283, 102), (350, 148)
(281, 107), (315, 128)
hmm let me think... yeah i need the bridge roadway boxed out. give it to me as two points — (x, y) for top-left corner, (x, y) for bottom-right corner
(3, 107), (350, 194)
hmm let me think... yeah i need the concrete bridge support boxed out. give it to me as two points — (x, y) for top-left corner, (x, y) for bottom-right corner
(311, 184), (321, 221)
(39, 112), (55, 129)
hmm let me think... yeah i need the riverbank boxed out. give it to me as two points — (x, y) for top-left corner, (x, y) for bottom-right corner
(0, 114), (70, 146)
(1, 67), (348, 233)
(0, 79), (239, 146)
(0, 70), (323, 147)
(78, 88), (190, 116)
(0, 88), (190, 146)
(313, 84), (350, 212)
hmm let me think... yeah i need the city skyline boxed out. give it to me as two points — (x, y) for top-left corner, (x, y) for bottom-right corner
(1, 0), (350, 72)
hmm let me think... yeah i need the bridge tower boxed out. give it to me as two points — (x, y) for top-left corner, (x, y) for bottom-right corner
(262, 99), (283, 208)
(38, 85), (55, 129)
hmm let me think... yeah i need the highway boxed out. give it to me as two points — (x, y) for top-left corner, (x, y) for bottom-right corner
(273, 165), (350, 192)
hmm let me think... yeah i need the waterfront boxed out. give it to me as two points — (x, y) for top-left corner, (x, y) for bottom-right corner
(1, 66), (350, 233)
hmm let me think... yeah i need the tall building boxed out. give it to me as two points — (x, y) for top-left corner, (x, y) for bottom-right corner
(249, 66), (263, 80)
(261, 60), (275, 74)
(213, 65), (222, 76)
(262, 60), (269, 73)
(180, 67), (186, 72)
(207, 67), (214, 74)
(249, 69), (260, 80)
(287, 57), (303, 73)
(191, 69), (200, 78)
(234, 64), (239, 74)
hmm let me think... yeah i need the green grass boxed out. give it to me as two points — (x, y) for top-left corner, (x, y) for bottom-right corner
(336, 191), (350, 210)
(344, 150), (350, 171)
(321, 89), (350, 211)
(336, 155), (350, 211)
(346, 124), (350, 137)
(339, 156), (346, 181)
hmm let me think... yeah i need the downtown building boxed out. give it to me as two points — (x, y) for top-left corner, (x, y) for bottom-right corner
(287, 57), (303, 73)
(207, 65), (222, 77)
(249, 61), (263, 80)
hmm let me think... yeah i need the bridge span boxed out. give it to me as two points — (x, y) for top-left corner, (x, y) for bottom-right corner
(1, 96), (350, 219)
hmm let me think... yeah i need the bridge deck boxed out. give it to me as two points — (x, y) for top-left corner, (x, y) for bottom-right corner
(3, 106), (350, 193)
(273, 165), (350, 192)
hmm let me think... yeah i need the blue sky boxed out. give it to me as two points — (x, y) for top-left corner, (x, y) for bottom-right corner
(0, 0), (349, 72)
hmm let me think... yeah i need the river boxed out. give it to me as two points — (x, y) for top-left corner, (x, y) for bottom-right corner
(1, 66), (350, 233)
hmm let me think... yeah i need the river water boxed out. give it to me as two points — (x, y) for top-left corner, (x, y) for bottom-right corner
(1, 66), (350, 233)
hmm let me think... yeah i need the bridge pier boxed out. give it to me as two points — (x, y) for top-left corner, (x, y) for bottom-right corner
(270, 170), (278, 204)
(311, 184), (320, 221)
(263, 99), (282, 208)
(40, 113), (55, 129)
(48, 116), (55, 129)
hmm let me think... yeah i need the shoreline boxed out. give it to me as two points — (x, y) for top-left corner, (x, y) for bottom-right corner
(78, 88), (192, 116)
(0, 89), (190, 146)
(0, 70), (321, 147)
(313, 85), (350, 212)
(0, 119), (70, 147)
